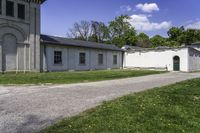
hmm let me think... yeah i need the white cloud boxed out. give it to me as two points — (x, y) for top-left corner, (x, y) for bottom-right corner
(117, 5), (132, 14)
(128, 14), (172, 31)
(185, 21), (200, 29)
(136, 3), (159, 13)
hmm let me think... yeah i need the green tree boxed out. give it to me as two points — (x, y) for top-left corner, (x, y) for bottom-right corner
(109, 15), (137, 47)
(109, 15), (131, 38)
(150, 35), (166, 47)
(167, 26), (184, 42)
(136, 33), (151, 48)
(167, 26), (200, 45)
(184, 29), (200, 45)
(89, 21), (110, 43)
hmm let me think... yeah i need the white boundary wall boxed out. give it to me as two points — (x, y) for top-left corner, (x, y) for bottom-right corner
(188, 48), (200, 71)
(124, 48), (189, 72)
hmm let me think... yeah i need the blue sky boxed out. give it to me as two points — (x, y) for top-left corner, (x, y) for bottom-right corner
(41, 0), (200, 37)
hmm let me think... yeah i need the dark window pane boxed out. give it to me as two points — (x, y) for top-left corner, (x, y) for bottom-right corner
(113, 55), (117, 65)
(98, 54), (103, 65)
(54, 51), (62, 64)
(0, 0), (2, 14)
(18, 4), (25, 19)
(6, 1), (14, 17)
(79, 53), (86, 65)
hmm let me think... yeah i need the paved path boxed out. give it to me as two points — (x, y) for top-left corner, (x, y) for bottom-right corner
(0, 72), (200, 133)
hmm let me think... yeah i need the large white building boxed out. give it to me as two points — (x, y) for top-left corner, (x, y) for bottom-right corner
(1, 0), (200, 73)
(0, 0), (124, 72)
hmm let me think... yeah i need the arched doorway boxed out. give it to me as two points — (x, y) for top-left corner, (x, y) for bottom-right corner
(2, 34), (17, 71)
(173, 56), (180, 71)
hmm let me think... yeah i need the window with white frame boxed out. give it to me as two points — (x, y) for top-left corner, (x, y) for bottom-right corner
(0, 0), (2, 15)
(54, 51), (62, 65)
(98, 54), (103, 65)
(79, 53), (86, 65)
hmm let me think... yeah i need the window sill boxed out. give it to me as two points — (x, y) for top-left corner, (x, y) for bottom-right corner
(79, 64), (86, 66)
(0, 16), (30, 24)
(54, 64), (63, 66)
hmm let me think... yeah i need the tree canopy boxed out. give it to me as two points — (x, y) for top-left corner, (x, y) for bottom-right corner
(67, 15), (200, 48)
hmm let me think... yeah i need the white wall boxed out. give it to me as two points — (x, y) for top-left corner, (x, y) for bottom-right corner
(124, 48), (189, 72)
(43, 45), (123, 71)
(188, 48), (200, 71)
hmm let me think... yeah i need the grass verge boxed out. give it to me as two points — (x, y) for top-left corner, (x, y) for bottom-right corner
(0, 70), (164, 85)
(41, 78), (200, 133)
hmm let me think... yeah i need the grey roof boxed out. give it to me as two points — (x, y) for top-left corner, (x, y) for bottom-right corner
(21, 0), (46, 4)
(126, 45), (189, 53)
(122, 45), (142, 50)
(40, 34), (123, 51)
(191, 42), (200, 46)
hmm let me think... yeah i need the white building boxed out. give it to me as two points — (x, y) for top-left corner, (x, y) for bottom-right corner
(1, 0), (200, 73)
(40, 35), (124, 71)
(0, 0), (124, 72)
(123, 45), (200, 72)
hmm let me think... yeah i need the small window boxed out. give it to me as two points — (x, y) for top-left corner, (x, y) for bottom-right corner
(0, 0), (2, 15)
(79, 53), (86, 65)
(54, 51), (62, 65)
(6, 1), (14, 17)
(113, 55), (117, 65)
(18, 4), (25, 19)
(98, 54), (103, 65)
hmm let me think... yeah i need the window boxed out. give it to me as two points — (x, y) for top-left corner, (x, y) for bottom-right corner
(0, 0), (2, 15)
(54, 51), (62, 65)
(113, 55), (117, 65)
(98, 54), (103, 65)
(79, 53), (86, 65)
(18, 4), (25, 19)
(6, 1), (14, 17)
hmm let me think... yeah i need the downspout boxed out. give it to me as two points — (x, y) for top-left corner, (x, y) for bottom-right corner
(44, 44), (48, 72)
(121, 51), (124, 69)
(187, 47), (190, 72)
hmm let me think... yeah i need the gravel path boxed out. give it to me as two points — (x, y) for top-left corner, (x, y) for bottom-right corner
(0, 72), (200, 133)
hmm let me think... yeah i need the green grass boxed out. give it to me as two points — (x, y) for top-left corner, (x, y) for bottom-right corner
(0, 70), (164, 85)
(41, 78), (200, 133)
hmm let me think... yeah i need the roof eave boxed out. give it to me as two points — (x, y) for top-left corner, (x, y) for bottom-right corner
(22, 0), (46, 4)
(41, 40), (124, 52)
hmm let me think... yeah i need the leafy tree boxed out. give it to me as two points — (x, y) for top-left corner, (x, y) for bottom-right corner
(164, 40), (180, 47)
(150, 35), (166, 47)
(109, 15), (131, 38)
(89, 21), (110, 43)
(184, 29), (200, 45)
(109, 15), (137, 47)
(167, 26), (200, 45)
(136, 33), (151, 48)
(167, 26), (184, 42)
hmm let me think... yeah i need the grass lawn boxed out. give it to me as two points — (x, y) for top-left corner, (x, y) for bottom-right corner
(41, 78), (200, 133)
(0, 70), (164, 85)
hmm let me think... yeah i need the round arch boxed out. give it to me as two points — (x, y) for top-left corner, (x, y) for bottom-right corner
(173, 56), (180, 71)
(2, 34), (18, 71)
(0, 23), (27, 42)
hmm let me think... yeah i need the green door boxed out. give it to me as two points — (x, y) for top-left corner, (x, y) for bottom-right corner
(173, 56), (180, 71)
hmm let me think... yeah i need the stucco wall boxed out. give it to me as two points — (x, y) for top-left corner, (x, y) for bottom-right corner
(0, 0), (41, 72)
(188, 48), (200, 71)
(124, 48), (189, 72)
(42, 44), (123, 71)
